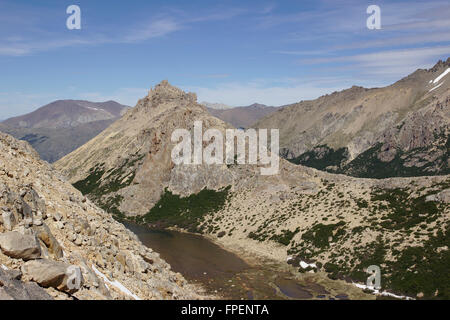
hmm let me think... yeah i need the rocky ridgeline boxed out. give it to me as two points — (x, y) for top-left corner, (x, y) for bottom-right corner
(0, 132), (205, 300)
(146, 80), (197, 106)
(255, 58), (450, 178)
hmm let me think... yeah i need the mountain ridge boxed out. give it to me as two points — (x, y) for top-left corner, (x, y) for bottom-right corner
(0, 100), (130, 163)
(2, 100), (129, 129)
(206, 103), (278, 128)
(255, 58), (450, 178)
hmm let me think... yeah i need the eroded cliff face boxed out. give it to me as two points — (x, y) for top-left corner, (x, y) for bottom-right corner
(0, 132), (206, 300)
(55, 81), (293, 217)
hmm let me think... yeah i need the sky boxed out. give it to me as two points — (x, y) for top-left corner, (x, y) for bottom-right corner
(0, 0), (450, 119)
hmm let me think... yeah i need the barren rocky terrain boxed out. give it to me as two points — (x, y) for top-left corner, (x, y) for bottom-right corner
(0, 131), (207, 300)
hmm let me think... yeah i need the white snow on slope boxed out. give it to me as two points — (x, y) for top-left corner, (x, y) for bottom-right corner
(299, 261), (317, 269)
(352, 282), (414, 300)
(433, 68), (450, 84)
(84, 106), (100, 111)
(92, 265), (141, 300)
(429, 82), (444, 92)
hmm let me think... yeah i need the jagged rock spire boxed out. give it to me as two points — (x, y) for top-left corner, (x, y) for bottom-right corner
(147, 80), (197, 104)
(429, 57), (450, 72)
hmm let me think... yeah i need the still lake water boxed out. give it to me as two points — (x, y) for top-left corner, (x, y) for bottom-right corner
(125, 222), (347, 300)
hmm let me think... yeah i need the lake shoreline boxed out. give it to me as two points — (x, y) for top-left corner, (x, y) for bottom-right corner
(129, 222), (375, 300)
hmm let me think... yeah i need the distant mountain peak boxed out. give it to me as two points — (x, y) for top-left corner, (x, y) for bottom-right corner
(247, 103), (268, 108)
(205, 103), (278, 128)
(427, 57), (450, 73)
(2, 99), (129, 129)
(200, 102), (233, 110)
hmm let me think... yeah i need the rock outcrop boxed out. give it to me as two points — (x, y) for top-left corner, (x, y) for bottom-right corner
(0, 267), (53, 300)
(0, 232), (41, 261)
(21, 259), (83, 294)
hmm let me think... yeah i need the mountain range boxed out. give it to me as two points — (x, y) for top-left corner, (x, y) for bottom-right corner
(255, 58), (450, 178)
(0, 99), (275, 163)
(205, 103), (278, 128)
(2, 100), (128, 129)
(53, 79), (449, 299)
(1, 60), (449, 300)
(0, 100), (129, 163)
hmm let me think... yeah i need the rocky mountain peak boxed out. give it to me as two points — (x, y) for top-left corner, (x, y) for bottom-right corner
(429, 57), (450, 72)
(145, 80), (197, 106)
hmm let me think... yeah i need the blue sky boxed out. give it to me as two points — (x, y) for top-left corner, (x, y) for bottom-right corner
(0, 0), (449, 118)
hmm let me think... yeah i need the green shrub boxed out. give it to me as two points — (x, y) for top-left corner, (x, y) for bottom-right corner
(140, 186), (230, 233)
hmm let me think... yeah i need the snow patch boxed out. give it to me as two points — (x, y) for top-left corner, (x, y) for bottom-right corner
(1, 264), (8, 270)
(299, 261), (317, 269)
(433, 68), (450, 84)
(83, 106), (101, 111)
(92, 265), (141, 300)
(429, 81), (444, 92)
(352, 282), (414, 300)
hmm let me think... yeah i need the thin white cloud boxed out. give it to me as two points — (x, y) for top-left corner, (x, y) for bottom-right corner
(272, 49), (333, 56)
(122, 19), (182, 43)
(300, 46), (450, 77)
(198, 74), (231, 79)
(0, 91), (63, 119)
(187, 7), (247, 23)
(333, 32), (450, 51)
(0, 17), (181, 56)
(185, 82), (348, 107)
(0, 5), (245, 56)
(260, 4), (276, 15)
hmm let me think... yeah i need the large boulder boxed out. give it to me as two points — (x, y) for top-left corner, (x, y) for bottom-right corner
(436, 189), (450, 203)
(0, 268), (53, 300)
(0, 231), (41, 260)
(1, 210), (16, 231)
(21, 259), (83, 294)
(426, 189), (450, 203)
(32, 223), (64, 259)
